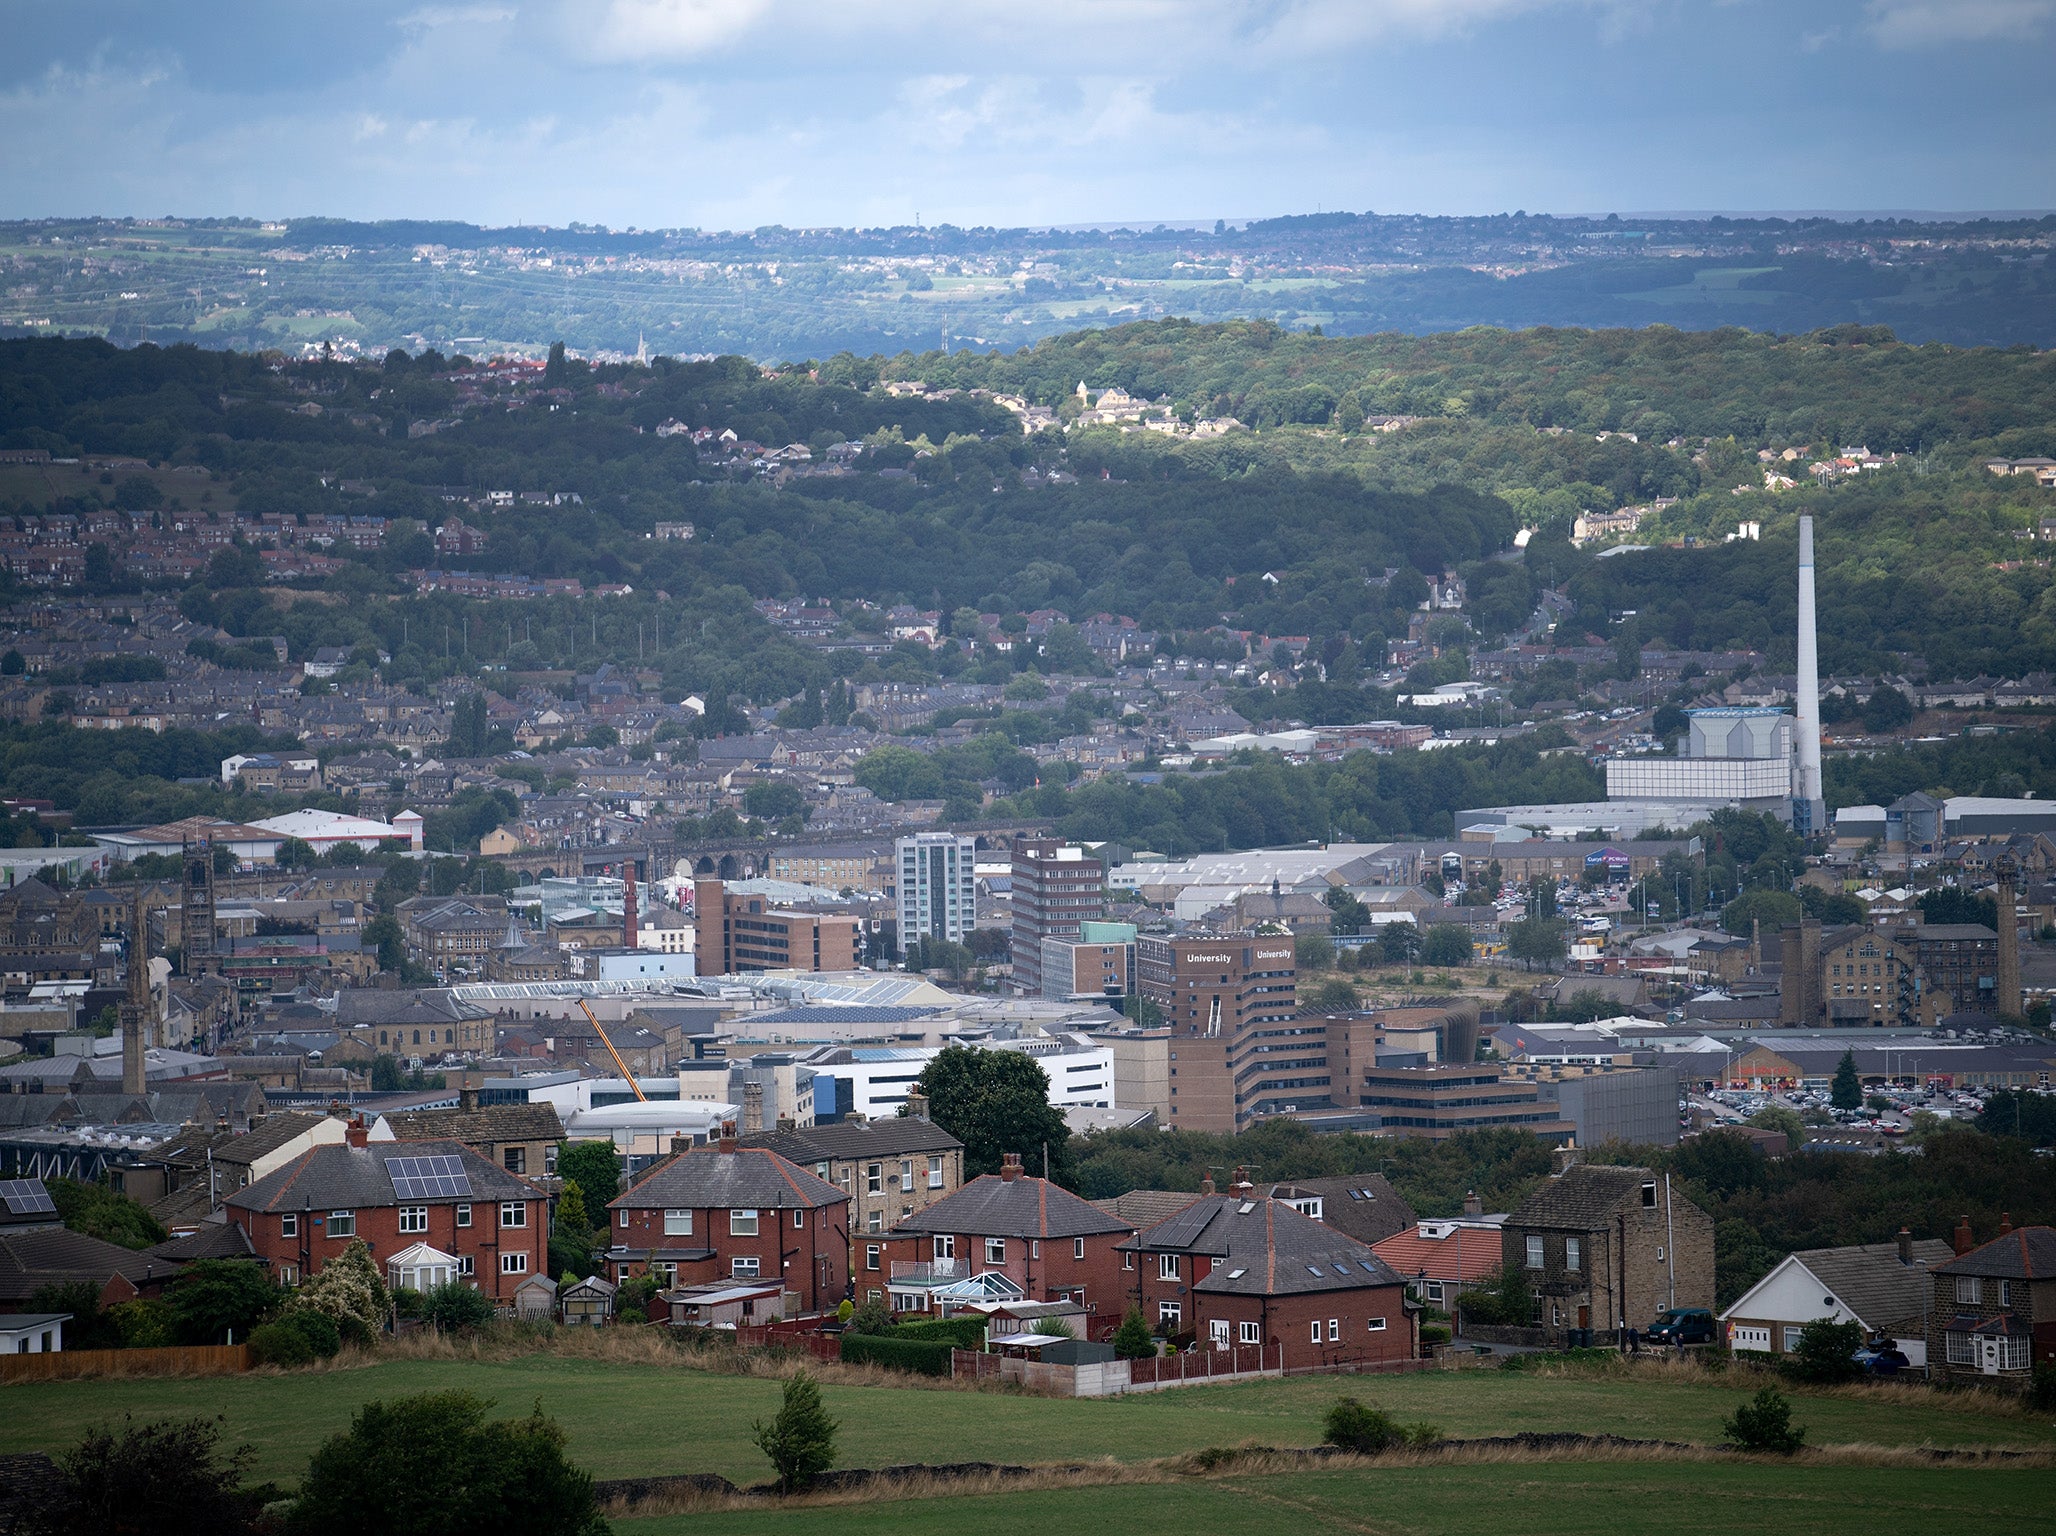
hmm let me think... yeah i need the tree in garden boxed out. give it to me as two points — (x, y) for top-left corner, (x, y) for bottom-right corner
(906, 1044), (1070, 1182)
(284, 1238), (388, 1346)
(164, 1259), (279, 1345)
(1112, 1306), (1157, 1359)
(289, 1391), (607, 1536)
(1788, 1318), (1863, 1384)
(751, 1370), (839, 1493)
(556, 1139), (622, 1214)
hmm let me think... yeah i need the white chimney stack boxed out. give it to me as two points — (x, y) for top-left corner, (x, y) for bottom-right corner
(1794, 515), (1825, 834)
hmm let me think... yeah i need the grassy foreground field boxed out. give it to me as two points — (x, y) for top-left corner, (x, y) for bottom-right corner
(2, 1355), (2050, 1487)
(616, 1464), (2056, 1536)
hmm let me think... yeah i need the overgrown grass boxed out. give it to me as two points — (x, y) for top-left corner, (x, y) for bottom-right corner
(3, 1339), (2048, 1488)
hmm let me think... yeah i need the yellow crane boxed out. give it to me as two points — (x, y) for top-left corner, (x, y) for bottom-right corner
(578, 998), (647, 1102)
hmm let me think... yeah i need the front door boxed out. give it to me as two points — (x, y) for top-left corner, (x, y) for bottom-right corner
(1578, 1304), (1590, 1329)
(1979, 1335), (2003, 1375)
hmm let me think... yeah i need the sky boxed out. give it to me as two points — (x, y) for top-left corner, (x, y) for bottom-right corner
(2, 0), (2052, 229)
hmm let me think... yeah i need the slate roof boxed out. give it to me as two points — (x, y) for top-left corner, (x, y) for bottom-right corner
(379, 1103), (566, 1146)
(214, 1111), (333, 1167)
(1505, 1165), (1655, 1231)
(330, 988), (489, 1026)
(143, 1222), (258, 1263)
(0, 1228), (180, 1303)
(1784, 1239), (1955, 1328)
(612, 1146), (846, 1212)
(1935, 1225), (2056, 1281)
(889, 1173), (1133, 1241)
(1269, 1175), (1417, 1246)
(225, 1139), (539, 1214)
(741, 1118), (963, 1163)
(1124, 1193), (1412, 1298)
(1093, 1189), (1204, 1228)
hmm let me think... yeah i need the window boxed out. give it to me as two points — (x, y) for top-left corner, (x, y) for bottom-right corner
(1525, 1235), (1544, 1269)
(1158, 1253), (1182, 1281)
(1123, 1251), (1134, 1270)
(459, 1255), (475, 1276)
(664, 1210), (693, 1236)
(280, 1214), (298, 1238)
(456, 1204), (471, 1228)
(1159, 1301), (1182, 1325)
(865, 1244), (881, 1271)
(1782, 1325), (1804, 1353)
(730, 1209), (759, 1236)
(1074, 1238), (1086, 1260)
(928, 1155), (944, 1189)
(1031, 1241), (1040, 1260)
(1367, 1317), (1386, 1332)
(1240, 1320), (1261, 1345)
(1641, 1183), (1657, 1209)
(985, 1237), (1007, 1264)
(794, 1208), (807, 1229)
(499, 1202), (527, 1229)
(866, 1210), (883, 1233)
(652, 1262), (676, 1288)
(1309, 1320), (1322, 1344)
(1327, 1318), (1340, 1342)
(900, 1160), (914, 1193)
(1956, 1276), (1981, 1305)
(328, 1211), (355, 1238)
(1946, 1330), (1976, 1366)
(866, 1163), (883, 1195)
(278, 1264), (297, 1286)
(732, 1256), (761, 1279)
(1994, 1334), (2030, 1371)
(1996, 1280), (2011, 1307)
(1565, 1238), (1581, 1272)
(504, 1147), (527, 1175)
(398, 1206), (428, 1234)
(934, 1235), (955, 1261)
(815, 1162), (831, 1181)
(615, 1209), (627, 1230)
(1425, 1281), (1445, 1303)
(501, 1251), (528, 1275)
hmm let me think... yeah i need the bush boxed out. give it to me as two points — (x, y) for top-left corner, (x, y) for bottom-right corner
(1785, 1318), (1862, 1385)
(838, 1332), (954, 1376)
(418, 1281), (496, 1333)
(164, 1260), (280, 1345)
(1323, 1397), (1403, 1454)
(1723, 1387), (1805, 1455)
(109, 1298), (176, 1349)
(248, 1321), (316, 1368)
(1420, 1323), (1451, 1349)
(842, 1299), (894, 1336)
(289, 1391), (607, 1536)
(2026, 1361), (2056, 1411)
(893, 1314), (987, 1348)
(1456, 1260), (1535, 1328)
(751, 1369), (839, 1493)
(40, 1414), (258, 1536)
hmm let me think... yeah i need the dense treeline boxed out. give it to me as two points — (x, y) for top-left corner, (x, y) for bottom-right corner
(1073, 1120), (2056, 1309)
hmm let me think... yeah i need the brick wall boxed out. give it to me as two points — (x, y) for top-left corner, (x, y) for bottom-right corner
(238, 1194), (546, 1303)
(1126, 1258), (1414, 1370)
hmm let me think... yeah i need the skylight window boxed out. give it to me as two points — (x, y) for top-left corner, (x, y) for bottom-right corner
(1238, 1201), (1256, 1214)
(1307, 1265), (1323, 1276)
(1228, 1267), (1246, 1279)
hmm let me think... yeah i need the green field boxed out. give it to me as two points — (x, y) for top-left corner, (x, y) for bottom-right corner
(616, 1464), (2056, 1536)
(2, 1358), (2047, 1488)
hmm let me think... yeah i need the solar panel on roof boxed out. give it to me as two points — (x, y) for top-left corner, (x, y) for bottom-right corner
(384, 1155), (472, 1200)
(0, 1179), (56, 1216)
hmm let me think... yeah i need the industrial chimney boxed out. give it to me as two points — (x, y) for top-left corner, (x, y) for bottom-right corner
(1794, 515), (1826, 835)
(621, 860), (638, 950)
(1996, 856), (2022, 1019)
(119, 884), (149, 1097)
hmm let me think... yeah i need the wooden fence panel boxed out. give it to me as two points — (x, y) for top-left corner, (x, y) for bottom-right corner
(0, 1344), (252, 1382)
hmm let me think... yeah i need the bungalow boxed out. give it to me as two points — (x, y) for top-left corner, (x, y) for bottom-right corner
(1720, 1230), (1952, 1365)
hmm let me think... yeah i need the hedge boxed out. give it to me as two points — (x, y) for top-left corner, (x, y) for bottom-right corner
(840, 1332), (957, 1377)
(892, 1316), (988, 1349)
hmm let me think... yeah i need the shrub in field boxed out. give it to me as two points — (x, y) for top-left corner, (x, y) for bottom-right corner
(751, 1370), (839, 1493)
(1723, 1387), (1805, 1455)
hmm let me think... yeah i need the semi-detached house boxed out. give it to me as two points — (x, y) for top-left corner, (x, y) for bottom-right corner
(225, 1121), (547, 1302)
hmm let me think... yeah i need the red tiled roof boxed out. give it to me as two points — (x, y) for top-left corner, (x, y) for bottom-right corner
(1372, 1225), (1503, 1283)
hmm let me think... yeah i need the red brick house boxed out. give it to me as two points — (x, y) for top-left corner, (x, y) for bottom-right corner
(1121, 1172), (1417, 1371)
(225, 1123), (546, 1303)
(607, 1130), (849, 1316)
(878, 1153), (1135, 1326)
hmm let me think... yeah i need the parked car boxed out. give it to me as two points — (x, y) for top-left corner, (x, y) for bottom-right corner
(1854, 1343), (1912, 1376)
(1644, 1307), (1716, 1346)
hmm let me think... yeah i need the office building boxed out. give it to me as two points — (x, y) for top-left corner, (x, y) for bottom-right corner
(1009, 838), (1104, 997)
(1138, 931), (1300, 1133)
(1356, 1064), (1576, 1143)
(896, 833), (978, 956)
(1038, 920), (1136, 1001)
(693, 878), (860, 975)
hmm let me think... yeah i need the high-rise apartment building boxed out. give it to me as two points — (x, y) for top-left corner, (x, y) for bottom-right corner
(895, 833), (978, 956)
(1009, 837), (1104, 996)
